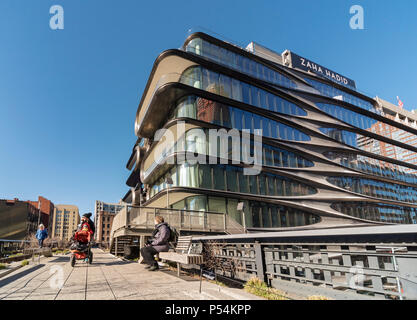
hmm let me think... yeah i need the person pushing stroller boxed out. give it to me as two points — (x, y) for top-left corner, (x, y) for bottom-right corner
(73, 213), (94, 243)
(69, 213), (94, 266)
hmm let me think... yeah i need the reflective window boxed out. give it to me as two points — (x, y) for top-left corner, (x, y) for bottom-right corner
(332, 202), (417, 224)
(180, 66), (306, 116)
(143, 125), (313, 180)
(171, 95), (310, 141)
(316, 103), (417, 150)
(185, 38), (297, 90)
(170, 195), (320, 228)
(319, 127), (417, 171)
(149, 163), (317, 198)
(304, 78), (376, 114)
(324, 151), (417, 185)
(328, 176), (417, 203)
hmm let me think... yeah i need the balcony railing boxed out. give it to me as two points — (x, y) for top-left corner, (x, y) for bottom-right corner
(110, 205), (246, 244)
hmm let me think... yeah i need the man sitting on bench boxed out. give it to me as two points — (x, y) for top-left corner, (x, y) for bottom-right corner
(140, 215), (170, 271)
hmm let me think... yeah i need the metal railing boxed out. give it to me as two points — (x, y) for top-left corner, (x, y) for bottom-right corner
(110, 205), (246, 245)
(194, 239), (417, 300)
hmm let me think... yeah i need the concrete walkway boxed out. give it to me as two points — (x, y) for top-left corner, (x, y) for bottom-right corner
(0, 248), (262, 300)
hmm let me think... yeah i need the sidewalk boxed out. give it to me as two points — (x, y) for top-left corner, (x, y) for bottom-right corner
(0, 248), (263, 300)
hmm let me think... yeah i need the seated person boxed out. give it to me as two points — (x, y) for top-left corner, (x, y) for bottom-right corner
(140, 215), (170, 271)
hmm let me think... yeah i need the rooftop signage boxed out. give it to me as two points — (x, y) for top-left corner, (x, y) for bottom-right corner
(284, 51), (356, 89)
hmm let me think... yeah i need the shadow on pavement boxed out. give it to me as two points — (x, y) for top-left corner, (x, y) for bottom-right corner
(159, 268), (200, 282)
(92, 260), (136, 266)
(0, 264), (45, 288)
(49, 256), (69, 263)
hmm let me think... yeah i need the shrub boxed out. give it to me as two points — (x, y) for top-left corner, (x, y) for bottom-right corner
(0, 263), (6, 270)
(244, 277), (289, 300)
(43, 250), (52, 257)
(21, 260), (29, 267)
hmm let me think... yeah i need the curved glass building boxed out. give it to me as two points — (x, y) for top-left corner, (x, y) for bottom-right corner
(123, 31), (417, 231)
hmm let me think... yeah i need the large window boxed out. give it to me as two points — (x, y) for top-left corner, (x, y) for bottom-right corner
(143, 126), (314, 181)
(170, 95), (310, 141)
(324, 151), (417, 185)
(332, 202), (417, 224)
(319, 127), (417, 172)
(170, 195), (320, 228)
(185, 38), (298, 91)
(180, 66), (306, 116)
(316, 103), (417, 147)
(304, 78), (376, 114)
(149, 163), (317, 198)
(328, 176), (417, 203)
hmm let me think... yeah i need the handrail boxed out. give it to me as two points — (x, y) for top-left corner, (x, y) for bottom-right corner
(109, 205), (246, 247)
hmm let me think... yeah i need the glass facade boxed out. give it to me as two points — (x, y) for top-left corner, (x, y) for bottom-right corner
(328, 176), (417, 203)
(149, 163), (317, 198)
(316, 103), (416, 144)
(171, 195), (320, 228)
(144, 126), (313, 180)
(180, 66), (306, 116)
(304, 78), (376, 113)
(324, 151), (417, 185)
(332, 202), (417, 224)
(125, 32), (417, 230)
(185, 37), (297, 90)
(319, 127), (417, 165)
(170, 95), (310, 141)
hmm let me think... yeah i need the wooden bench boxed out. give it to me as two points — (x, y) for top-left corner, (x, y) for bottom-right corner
(159, 236), (204, 278)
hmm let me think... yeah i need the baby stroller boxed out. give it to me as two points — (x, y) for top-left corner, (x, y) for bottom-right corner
(69, 227), (93, 267)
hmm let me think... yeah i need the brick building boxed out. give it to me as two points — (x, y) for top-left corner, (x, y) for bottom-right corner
(0, 198), (40, 240)
(94, 201), (124, 247)
(27, 196), (54, 230)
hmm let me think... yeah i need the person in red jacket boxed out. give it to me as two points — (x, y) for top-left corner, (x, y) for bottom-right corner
(74, 214), (93, 244)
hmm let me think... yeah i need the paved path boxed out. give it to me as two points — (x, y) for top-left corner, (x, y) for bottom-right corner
(0, 249), (262, 300)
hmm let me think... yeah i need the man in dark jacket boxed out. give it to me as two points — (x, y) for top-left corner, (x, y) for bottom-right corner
(140, 215), (170, 271)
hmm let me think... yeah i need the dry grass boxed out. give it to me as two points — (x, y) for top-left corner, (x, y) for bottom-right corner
(244, 277), (290, 300)
(24, 234), (69, 250)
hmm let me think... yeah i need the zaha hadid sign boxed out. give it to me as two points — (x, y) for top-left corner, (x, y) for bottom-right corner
(283, 50), (356, 89)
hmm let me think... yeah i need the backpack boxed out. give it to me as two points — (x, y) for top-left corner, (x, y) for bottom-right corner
(167, 225), (179, 244)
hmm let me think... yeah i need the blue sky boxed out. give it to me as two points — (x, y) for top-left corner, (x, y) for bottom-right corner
(1, 0), (416, 217)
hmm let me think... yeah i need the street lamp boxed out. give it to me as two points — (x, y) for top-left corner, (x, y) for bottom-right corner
(165, 177), (173, 209)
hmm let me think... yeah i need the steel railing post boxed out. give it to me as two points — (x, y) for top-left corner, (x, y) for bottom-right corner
(125, 205), (129, 228)
(189, 211), (192, 230)
(254, 241), (266, 283)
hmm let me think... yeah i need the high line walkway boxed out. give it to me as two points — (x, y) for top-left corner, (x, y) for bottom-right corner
(0, 248), (261, 300)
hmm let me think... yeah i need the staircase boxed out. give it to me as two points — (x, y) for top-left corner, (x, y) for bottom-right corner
(110, 236), (135, 256)
(225, 215), (246, 235)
